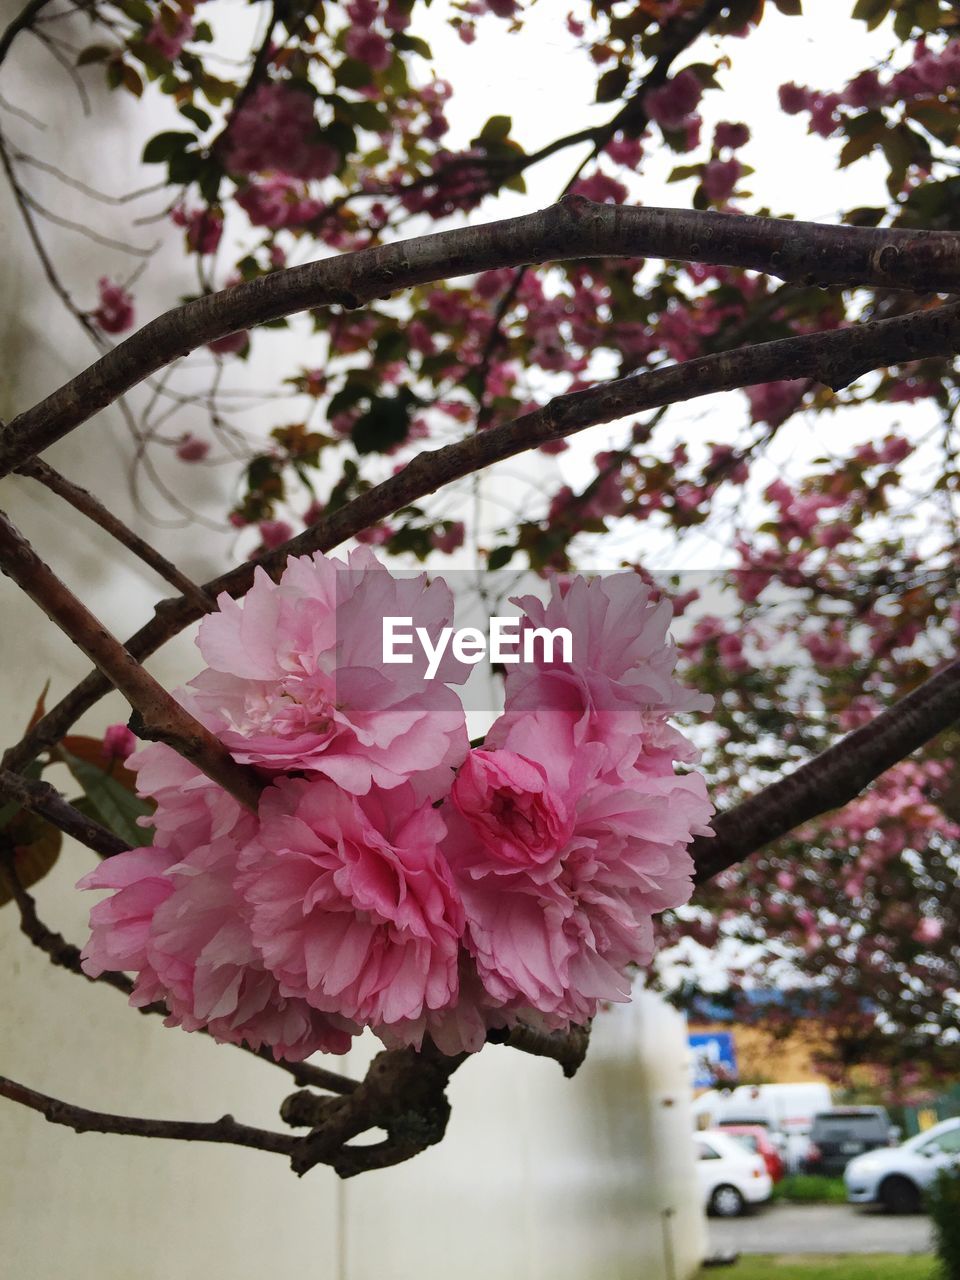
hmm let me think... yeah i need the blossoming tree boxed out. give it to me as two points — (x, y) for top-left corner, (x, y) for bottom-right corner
(0, 0), (958, 1176)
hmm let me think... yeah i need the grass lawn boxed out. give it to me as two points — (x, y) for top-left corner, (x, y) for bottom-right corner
(697, 1255), (935, 1279)
(772, 1175), (848, 1204)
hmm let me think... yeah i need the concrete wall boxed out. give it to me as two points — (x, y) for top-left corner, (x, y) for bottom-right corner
(0, 6), (706, 1275)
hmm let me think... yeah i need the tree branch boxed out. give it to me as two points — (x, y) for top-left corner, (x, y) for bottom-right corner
(691, 655), (960, 883)
(0, 845), (135, 999)
(0, 767), (130, 858)
(489, 1023), (591, 1078)
(0, 510), (263, 811)
(0, 0), (57, 68)
(9, 296), (960, 773)
(0, 1073), (300, 1157)
(5, 198), (960, 475)
(285, 1042), (467, 1178)
(20, 459), (212, 611)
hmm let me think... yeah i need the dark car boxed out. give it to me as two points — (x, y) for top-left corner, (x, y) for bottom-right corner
(805, 1107), (894, 1176)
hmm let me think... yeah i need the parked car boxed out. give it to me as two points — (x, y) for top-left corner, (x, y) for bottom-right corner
(845, 1116), (960, 1213)
(805, 1107), (894, 1176)
(695, 1083), (833, 1173)
(695, 1128), (774, 1217)
(719, 1123), (786, 1183)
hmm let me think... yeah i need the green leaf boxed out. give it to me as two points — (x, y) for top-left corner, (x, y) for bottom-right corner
(668, 164), (703, 182)
(334, 57), (373, 89)
(179, 103), (212, 131)
(844, 206), (886, 227)
(487, 545), (515, 570)
(119, 0), (153, 23)
(59, 748), (153, 847)
(76, 44), (113, 66)
(351, 390), (419, 455)
(772, 0), (802, 12)
(478, 114), (512, 145)
(851, 0), (891, 30)
(595, 64), (629, 104)
(393, 33), (432, 58)
(142, 130), (196, 164)
(0, 814), (62, 909)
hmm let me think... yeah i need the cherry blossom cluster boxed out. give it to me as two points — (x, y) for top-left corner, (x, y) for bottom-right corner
(780, 38), (960, 138)
(80, 551), (712, 1060)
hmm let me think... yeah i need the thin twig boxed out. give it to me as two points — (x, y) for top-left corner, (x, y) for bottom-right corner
(0, 510), (263, 811)
(20, 459), (212, 611)
(0, 767), (130, 858)
(0, 1073), (300, 1157)
(0, 847), (134, 997)
(0, 0), (56, 67)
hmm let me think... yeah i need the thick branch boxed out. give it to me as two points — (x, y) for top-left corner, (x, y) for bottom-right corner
(20, 460), (212, 611)
(10, 298), (960, 772)
(0, 767), (129, 858)
(286, 1043), (467, 1178)
(0, 1073), (299, 1157)
(691, 655), (960, 883)
(5, 199), (960, 475)
(489, 1024), (591, 1078)
(0, 510), (263, 811)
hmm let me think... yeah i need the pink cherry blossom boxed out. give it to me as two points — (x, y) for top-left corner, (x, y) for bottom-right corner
(430, 521), (465, 554)
(913, 917), (943, 945)
(80, 751), (354, 1061)
(236, 177), (324, 229)
(778, 82), (809, 114)
(93, 278), (134, 334)
(644, 69), (702, 130)
(843, 69), (887, 109)
(176, 434), (210, 462)
(102, 722), (137, 761)
(186, 548), (468, 794)
(208, 330), (249, 356)
(714, 121), (749, 150)
(451, 748), (575, 873)
(745, 379), (806, 427)
(172, 206), (223, 256)
(345, 27), (392, 71)
(145, 10), (193, 60)
(492, 572), (712, 767)
(444, 709), (712, 1029)
(604, 133), (644, 167)
(224, 83), (339, 180)
(240, 777), (464, 1031)
(257, 519), (294, 549)
(570, 171), (628, 204)
(702, 158), (741, 204)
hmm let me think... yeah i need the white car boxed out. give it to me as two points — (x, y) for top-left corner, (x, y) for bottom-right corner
(844, 1116), (960, 1213)
(695, 1128), (773, 1217)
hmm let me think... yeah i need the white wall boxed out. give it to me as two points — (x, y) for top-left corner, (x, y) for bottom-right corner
(0, 6), (705, 1276)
